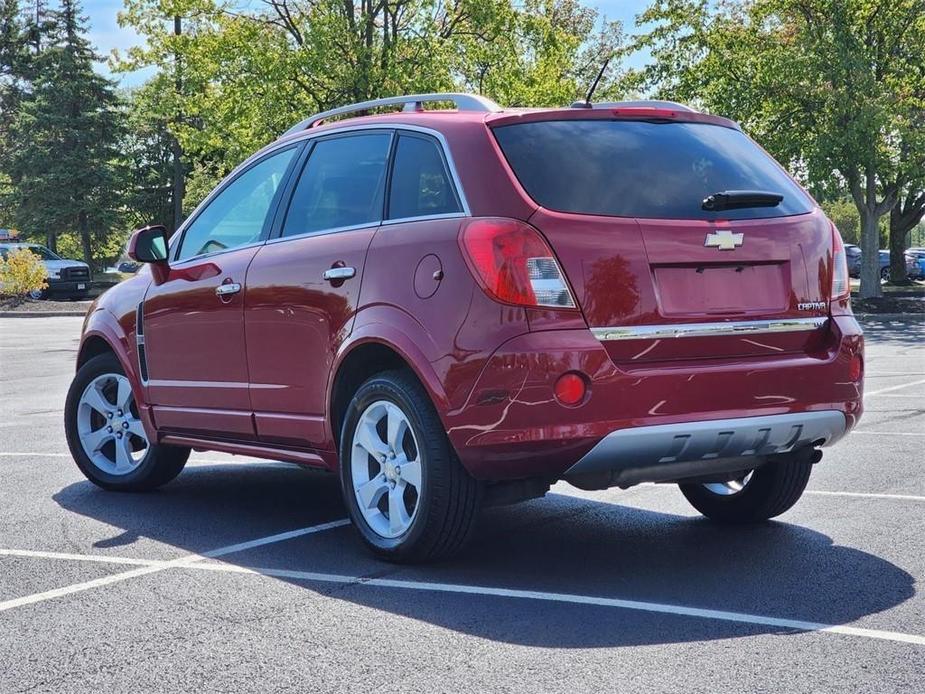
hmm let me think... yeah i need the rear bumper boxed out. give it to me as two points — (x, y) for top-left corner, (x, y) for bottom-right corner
(47, 278), (90, 297)
(445, 315), (863, 482)
(563, 410), (846, 489)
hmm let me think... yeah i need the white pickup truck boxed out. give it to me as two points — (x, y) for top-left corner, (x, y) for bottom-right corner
(0, 242), (91, 299)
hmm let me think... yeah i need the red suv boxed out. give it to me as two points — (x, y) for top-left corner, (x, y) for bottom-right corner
(65, 94), (863, 561)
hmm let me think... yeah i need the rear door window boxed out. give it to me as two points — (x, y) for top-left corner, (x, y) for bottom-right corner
(387, 134), (462, 220)
(281, 132), (391, 237)
(493, 120), (813, 220)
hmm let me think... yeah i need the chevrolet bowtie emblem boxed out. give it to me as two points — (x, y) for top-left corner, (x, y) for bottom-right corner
(704, 230), (744, 250)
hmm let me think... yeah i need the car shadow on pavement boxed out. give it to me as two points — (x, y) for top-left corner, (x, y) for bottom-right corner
(54, 463), (915, 648)
(856, 315), (925, 348)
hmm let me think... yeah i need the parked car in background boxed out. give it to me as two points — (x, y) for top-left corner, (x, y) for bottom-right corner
(117, 260), (141, 274)
(878, 250), (916, 281)
(906, 247), (925, 280)
(0, 242), (90, 299)
(845, 244), (862, 277)
(65, 93), (863, 562)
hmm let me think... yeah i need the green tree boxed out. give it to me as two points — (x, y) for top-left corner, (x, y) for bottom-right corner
(120, 83), (181, 233)
(117, 0), (625, 198)
(635, 0), (925, 297)
(0, 0), (125, 266)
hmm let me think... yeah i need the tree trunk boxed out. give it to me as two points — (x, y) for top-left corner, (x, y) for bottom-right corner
(887, 217), (908, 284)
(888, 191), (925, 284)
(858, 210), (882, 299)
(45, 230), (55, 253)
(78, 210), (92, 270)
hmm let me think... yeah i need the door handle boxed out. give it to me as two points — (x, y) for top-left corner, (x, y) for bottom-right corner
(215, 282), (242, 296)
(323, 266), (356, 282)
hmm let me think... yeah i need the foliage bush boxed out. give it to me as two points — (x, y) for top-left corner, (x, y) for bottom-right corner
(0, 247), (48, 297)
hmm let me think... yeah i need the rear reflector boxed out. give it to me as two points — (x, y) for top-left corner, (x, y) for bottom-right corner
(554, 373), (587, 406)
(459, 218), (576, 309)
(849, 354), (863, 382)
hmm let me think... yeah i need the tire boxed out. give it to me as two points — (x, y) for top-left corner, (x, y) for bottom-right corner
(881, 266), (890, 281)
(338, 370), (480, 563)
(678, 452), (813, 523)
(65, 352), (189, 491)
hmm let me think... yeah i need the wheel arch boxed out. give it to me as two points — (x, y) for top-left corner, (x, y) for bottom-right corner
(76, 311), (156, 440)
(328, 332), (449, 451)
(77, 334), (116, 370)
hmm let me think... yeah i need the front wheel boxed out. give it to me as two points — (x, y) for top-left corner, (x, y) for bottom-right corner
(678, 453), (813, 523)
(339, 370), (480, 563)
(65, 353), (189, 491)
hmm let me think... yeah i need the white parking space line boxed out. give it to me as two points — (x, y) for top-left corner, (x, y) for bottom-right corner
(630, 484), (925, 504)
(865, 378), (925, 397)
(0, 452), (69, 457)
(867, 394), (925, 399)
(0, 548), (165, 567)
(0, 519), (348, 614)
(0, 451), (300, 468)
(805, 490), (925, 502)
(186, 563), (925, 647)
(2, 547), (923, 647)
(0, 564), (174, 613)
(850, 431), (925, 437)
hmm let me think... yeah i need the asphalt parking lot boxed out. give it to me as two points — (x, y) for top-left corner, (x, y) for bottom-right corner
(1, 315), (924, 693)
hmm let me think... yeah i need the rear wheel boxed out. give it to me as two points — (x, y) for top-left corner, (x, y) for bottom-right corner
(339, 370), (480, 562)
(65, 353), (189, 491)
(678, 453), (813, 523)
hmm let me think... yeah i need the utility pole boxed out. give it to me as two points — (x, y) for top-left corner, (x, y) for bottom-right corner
(171, 14), (185, 232)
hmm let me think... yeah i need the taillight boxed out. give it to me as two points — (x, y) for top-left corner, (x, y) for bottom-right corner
(831, 225), (850, 301)
(459, 218), (576, 309)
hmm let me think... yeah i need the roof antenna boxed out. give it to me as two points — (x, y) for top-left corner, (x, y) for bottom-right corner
(579, 57), (611, 109)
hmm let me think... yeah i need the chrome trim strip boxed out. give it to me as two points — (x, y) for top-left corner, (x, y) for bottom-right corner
(266, 221), (379, 244)
(380, 212), (467, 226)
(591, 317), (827, 341)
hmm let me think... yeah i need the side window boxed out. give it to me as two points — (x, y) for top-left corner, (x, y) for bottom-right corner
(281, 133), (391, 237)
(387, 134), (462, 220)
(176, 147), (296, 261)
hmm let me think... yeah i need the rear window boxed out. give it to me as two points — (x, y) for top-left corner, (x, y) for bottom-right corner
(493, 120), (813, 220)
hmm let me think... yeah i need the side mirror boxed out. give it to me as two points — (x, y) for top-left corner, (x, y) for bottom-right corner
(128, 225), (169, 264)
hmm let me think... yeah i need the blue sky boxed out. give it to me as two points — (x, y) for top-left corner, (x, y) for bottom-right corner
(81, 0), (652, 86)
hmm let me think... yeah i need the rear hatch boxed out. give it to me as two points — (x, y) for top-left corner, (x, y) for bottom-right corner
(491, 113), (833, 364)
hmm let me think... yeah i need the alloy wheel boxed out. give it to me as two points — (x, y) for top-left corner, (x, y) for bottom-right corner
(76, 373), (149, 475)
(350, 400), (423, 539)
(702, 471), (754, 496)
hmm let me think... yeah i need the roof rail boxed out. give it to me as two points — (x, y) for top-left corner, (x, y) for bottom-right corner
(570, 99), (697, 112)
(282, 93), (503, 136)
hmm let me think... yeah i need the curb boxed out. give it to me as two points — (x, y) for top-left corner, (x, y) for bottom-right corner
(0, 311), (87, 318)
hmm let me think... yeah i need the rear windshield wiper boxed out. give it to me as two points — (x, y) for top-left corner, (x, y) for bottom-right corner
(702, 190), (783, 212)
